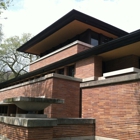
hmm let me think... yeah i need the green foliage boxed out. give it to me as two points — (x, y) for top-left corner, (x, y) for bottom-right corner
(0, 0), (13, 42)
(0, 0), (12, 14)
(0, 33), (39, 82)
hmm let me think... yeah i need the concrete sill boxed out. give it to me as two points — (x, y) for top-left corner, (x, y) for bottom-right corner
(103, 67), (140, 78)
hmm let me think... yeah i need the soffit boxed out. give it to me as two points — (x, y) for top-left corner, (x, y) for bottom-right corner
(25, 20), (118, 55)
(99, 41), (140, 61)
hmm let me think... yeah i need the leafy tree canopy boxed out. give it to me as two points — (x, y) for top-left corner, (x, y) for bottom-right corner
(0, 33), (39, 82)
(0, 0), (12, 13)
(0, 0), (13, 42)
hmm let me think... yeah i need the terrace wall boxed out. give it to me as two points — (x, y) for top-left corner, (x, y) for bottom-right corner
(0, 119), (95, 140)
(81, 74), (140, 140)
(0, 123), (53, 140)
(30, 42), (91, 72)
(53, 124), (95, 139)
(0, 74), (81, 118)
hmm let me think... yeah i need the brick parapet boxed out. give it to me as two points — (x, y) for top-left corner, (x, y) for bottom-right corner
(81, 73), (140, 139)
(75, 56), (102, 79)
(0, 122), (53, 140)
(0, 118), (95, 140)
(30, 41), (92, 71)
(53, 124), (95, 138)
(80, 72), (140, 88)
(0, 74), (81, 118)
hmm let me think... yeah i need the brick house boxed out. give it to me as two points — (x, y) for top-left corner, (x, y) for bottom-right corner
(0, 9), (140, 140)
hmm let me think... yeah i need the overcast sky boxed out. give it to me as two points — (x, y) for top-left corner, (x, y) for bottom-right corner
(1, 0), (140, 39)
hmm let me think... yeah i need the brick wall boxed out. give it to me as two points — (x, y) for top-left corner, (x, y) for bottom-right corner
(75, 56), (102, 79)
(53, 124), (95, 138)
(45, 78), (80, 118)
(0, 76), (80, 118)
(30, 44), (90, 71)
(0, 122), (53, 140)
(103, 55), (139, 72)
(82, 81), (140, 140)
(0, 79), (53, 102)
(0, 123), (94, 140)
(28, 127), (53, 140)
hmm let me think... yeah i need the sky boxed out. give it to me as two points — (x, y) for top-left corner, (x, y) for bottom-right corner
(1, 0), (140, 39)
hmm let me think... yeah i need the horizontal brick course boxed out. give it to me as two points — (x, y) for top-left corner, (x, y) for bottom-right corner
(75, 56), (102, 78)
(0, 123), (95, 140)
(30, 44), (90, 71)
(82, 81), (140, 140)
(53, 124), (95, 138)
(0, 79), (53, 101)
(0, 76), (80, 118)
(45, 78), (80, 118)
(0, 123), (53, 140)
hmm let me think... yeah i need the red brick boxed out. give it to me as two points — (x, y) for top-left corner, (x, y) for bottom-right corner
(30, 44), (90, 71)
(82, 81), (140, 140)
(75, 56), (102, 78)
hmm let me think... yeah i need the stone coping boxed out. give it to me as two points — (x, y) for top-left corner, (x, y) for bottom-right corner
(0, 116), (57, 127)
(80, 72), (140, 88)
(103, 67), (140, 78)
(95, 136), (119, 140)
(53, 136), (118, 140)
(0, 116), (95, 127)
(0, 73), (82, 92)
(82, 76), (97, 82)
(53, 136), (95, 140)
(10, 114), (47, 118)
(4, 96), (64, 103)
(0, 101), (12, 105)
(30, 40), (93, 65)
(57, 118), (95, 125)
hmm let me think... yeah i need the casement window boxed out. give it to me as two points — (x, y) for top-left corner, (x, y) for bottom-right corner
(58, 68), (65, 75)
(67, 65), (75, 77)
(100, 35), (112, 44)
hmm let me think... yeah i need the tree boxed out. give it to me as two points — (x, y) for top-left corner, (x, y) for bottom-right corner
(0, 0), (11, 11)
(0, 0), (13, 42)
(0, 33), (39, 82)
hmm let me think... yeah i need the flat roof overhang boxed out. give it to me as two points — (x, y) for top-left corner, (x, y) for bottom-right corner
(99, 41), (140, 61)
(17, 9), (128, 55)
(0, 29), (140, 89)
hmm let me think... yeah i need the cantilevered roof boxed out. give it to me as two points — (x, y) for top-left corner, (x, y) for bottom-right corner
(1, 29), (140, 89)
(17, 9), (128, 55)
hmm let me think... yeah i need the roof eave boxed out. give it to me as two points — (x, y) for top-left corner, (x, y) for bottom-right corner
(17, 9), (128, 53)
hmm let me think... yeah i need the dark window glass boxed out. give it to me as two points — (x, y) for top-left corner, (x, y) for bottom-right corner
(51, 71), (55, 73)
(0, 106), (8, 114)
(68, 65), (75, 77)
(91, 38), (99, 46)
(139, 59), (140, 69)
(58, 68), (64, 75)
(38, 110), (44, 114)
(90, 31), (99, 47)
(100, 35), (112, 44)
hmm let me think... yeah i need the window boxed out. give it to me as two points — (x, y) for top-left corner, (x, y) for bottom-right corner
(67, 65), (75, 77)
(100, 35), (112, 44)
(58, 68), (64, 75)
(90, 31), (99, 47)
(91, 38), (99, 46)
(90, 30), (113, 46)
(0, 105), (8, 114)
